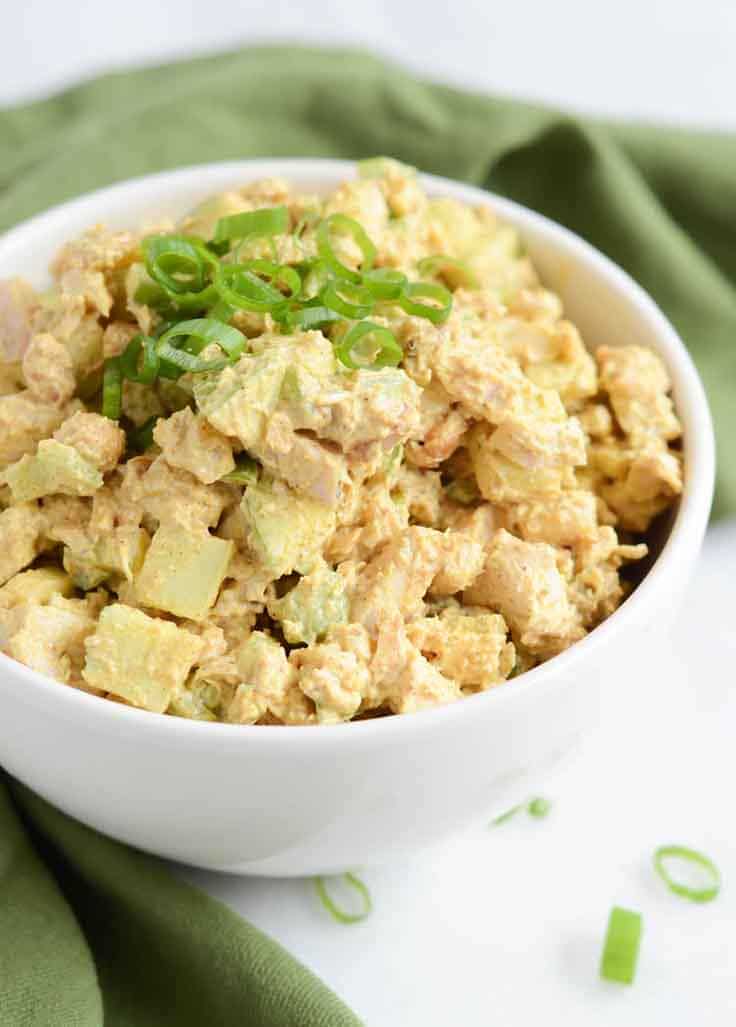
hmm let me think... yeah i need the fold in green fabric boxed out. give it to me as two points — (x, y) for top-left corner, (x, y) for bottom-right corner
(1, 43), (734, 1026)
(1, 781), (363, 1026)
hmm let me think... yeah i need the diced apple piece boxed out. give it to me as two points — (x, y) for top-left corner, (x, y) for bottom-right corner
(82, 604), (203, 713)
(134, 524), (233, 621)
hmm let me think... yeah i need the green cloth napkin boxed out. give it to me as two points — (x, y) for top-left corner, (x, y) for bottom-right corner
(1, 43), (735, 1026)
(1, 782), (363, 1026)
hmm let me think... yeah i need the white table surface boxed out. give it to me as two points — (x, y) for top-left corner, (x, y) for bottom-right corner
(5, 4), (736, 1023)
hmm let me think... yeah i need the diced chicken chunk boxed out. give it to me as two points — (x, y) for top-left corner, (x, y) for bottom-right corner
(569, 526), (647, 627)
(499, 319), (597, 408)
(430, 531), (486, 596)
(21, 332), (75, 404)
(0, 392), (75, 469)
(54, 411), (125, 472)
(0, 503), (44, 585)
(153, 408), (235, 485)
(226, 631), (312, 725)
(468, 413), (586, 505)
(597, 345), (681, 442)
(6, 595), (97, 685)
(407, 608), (515, 690)
(504, 490), (599, 548)
(120, 455), (230, 531)
(351, 526), (445, 632)
(316, 368), (422, 452)
(291, 640), (370, 724)
(252, 411), (347, 507)
(51, 225), (139, 278)
(0, 279), (37, 361)
(599, 444), (683, 532)
(464, 529), (583, 657)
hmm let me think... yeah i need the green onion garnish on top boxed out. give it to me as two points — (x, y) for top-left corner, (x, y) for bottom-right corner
(142, 234), (218, 308)
(314, 873), (372, 924)
(214, 261), (300, 314)
(213, 205), (289, 245)
(115, 199), (462, 423)
(119, 334), (159, 385)
(361, 267), (408, 301)
(399, 281), (453, 324)
(334, 321), (402, 371)
(600, 906), (642, 985)
(316, 213), (376, 283)
(321, 280), (374, 320)
(653, 845), (721, 903)
(285, 305), (343, 331)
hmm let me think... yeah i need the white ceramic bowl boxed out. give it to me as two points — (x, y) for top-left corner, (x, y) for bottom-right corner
(0, 160), (714, 876)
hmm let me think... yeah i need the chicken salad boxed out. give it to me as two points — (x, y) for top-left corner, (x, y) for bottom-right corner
(0, 160), (683, 724)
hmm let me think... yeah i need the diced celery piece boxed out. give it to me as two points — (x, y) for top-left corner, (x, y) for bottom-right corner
(3, 439), (102, 502)
(268, 562), (348, 644)
(241, 481), (336, 578)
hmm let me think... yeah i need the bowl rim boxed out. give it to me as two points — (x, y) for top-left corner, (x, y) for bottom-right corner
(0, 158), (715, 749)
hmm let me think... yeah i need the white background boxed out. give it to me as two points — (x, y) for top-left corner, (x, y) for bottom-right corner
(4, 3), (736, 1025)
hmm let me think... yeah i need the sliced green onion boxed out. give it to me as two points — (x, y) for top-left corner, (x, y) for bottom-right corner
(213, 205), (289, 245)
(134, 278), (213, 316)
(399, 281), (453, 324)
(156, 318), (246, 376)
(133, 281), (171, 308)
(527, 797), (551, 818)
(214, 262), (300, 313)
(102, 357), (123, 420)
(314, 873), (372, 924)
(417, 255), (480, 290)
(208, 299), (234, 323)
(600, 906), (642, 985)
(166, 318), (246, 361)
(221, 455), (260, 485)
(334, 322), (402, 370)
(119, 334), (159, 385)
(298, 260), (332, 301)
(361, 267), (408, 300)
(286, 305), (343, 331)
(142, 235), (218, 299)
(206, 238), (230, 258)
(321, 281), (374, 320)
(155, 344), (227, 376)
(316, 213), (376, 283)
(126, 415), (158, 453)
(491, 805), (522, 826)
(653, 845), (721, 903)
